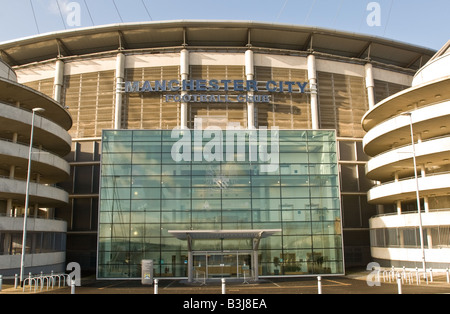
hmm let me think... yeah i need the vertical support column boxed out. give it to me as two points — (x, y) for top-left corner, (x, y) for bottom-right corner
(252, 234), (262, 281)
(365, 63), (376, 109)
(33, 204), (39, 218)
(396, 200), (402, 215)
(7, 132), (17, 217)
(253, 249), (259, 281)
(307, 54), (319, 130)
(54, 59), (65, 103)
(245, 49), (255, 129)
(187, 235), (193, 283)
(426, 227), (433, 249)
(395, 172), (402, 215)
(6, 199), (13, 217)
(180, 49), (189, 129)
(376, 204), (385, 215)
(114, 52), (126, 130)
(424, 196), (430, 213)
(33, 165), (41, 218)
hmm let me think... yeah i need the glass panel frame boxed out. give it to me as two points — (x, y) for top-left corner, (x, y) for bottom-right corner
(98, 129), (343, 278)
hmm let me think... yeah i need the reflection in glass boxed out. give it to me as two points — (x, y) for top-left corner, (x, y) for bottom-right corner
(98, 130), (343, 278)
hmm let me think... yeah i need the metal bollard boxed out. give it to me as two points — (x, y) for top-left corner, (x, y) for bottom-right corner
(0, 275), (3, 292)
(221, 278), (226, 294)
(28, 272), (32, 291)
(446, 268), (449, 284)
(15, 274), (19, 289)
(390, 266), (395, 282)
(71, 279), (76, 294)
(402, 266), (406, 284)
(317, 276), (322, 294)
(383, 270), (388, 282)
(397, 273), (402, 294)
(429, 268), (433, 282)
(154, 279), (159, 294)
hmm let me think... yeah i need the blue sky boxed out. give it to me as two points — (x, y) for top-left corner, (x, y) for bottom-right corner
(0, 0), (448, 50)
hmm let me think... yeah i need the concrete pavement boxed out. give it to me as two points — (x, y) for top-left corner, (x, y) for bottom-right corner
(1, 270), (450, 295)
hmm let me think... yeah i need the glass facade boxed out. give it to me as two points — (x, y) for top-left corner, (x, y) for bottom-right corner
(98, 129), (343, 279)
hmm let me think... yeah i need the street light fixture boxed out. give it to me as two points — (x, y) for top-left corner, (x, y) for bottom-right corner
(402, 112), (427, 281)
(20, 107), (45, 286)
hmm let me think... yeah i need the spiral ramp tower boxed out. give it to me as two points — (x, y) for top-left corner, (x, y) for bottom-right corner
(362, 40), (450, 268)
(0, 58), (72, 276)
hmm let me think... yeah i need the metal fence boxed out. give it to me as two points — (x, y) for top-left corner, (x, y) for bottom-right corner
(22, 271), (71, 293)
(377, 266), (450, 285)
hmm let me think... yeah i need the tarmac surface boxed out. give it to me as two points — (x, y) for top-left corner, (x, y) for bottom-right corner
(1, 269), (450, 295)
(1, 270), (449, 313)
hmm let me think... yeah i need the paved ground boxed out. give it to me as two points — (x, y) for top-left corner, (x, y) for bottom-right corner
(1, 271), (449, 313)
(1, 270), (450, 295)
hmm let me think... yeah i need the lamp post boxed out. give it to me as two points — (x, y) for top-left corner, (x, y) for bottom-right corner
(20, 107), (45, 286)
(402, 112), (427, 280)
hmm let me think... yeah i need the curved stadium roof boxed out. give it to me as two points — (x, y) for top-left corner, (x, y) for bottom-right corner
(0, 20), (436, 70)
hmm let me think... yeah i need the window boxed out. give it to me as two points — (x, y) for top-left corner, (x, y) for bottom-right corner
(0, 232), (66, 255)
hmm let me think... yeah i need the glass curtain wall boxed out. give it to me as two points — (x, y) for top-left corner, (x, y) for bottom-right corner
(98, 129), (343, 279)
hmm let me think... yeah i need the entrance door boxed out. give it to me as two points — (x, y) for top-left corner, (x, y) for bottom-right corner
(193, 251), (252, 279)
(238, 253), (252, 280)
(208, 253), (230, 278)
(192, 254), (207, 281)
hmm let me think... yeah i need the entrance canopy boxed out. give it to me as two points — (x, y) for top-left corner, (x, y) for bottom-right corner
(169, 229), (281, 282)
(168, 229), (281, 240)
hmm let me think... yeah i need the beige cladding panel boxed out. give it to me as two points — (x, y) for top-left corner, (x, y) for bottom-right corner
(190, 52), (244, 66)
(63, 71), (115, 138)
(21, 65), (376, 136)
(15, 52), (412, 137)
(187, 65), (246, 128)
(124, 66), (180, 130)
(125, 53), (180, 69)
(15, 62), (56, 83)
(14, 52), (413, 85)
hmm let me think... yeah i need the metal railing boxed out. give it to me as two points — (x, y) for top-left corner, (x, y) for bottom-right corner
(372, 208), (450, 219)
(0, 212), (65, 221)
(22, 271), (71, 293)
(373, 170), (450, 190)
(377, 266), (450, 286)
(0, 175), (68, 193)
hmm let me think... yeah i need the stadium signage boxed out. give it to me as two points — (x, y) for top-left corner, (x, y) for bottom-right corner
(124, 79), (308, 103)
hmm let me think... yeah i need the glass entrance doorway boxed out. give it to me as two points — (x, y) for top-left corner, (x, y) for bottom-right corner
(193, 251), (252, 279)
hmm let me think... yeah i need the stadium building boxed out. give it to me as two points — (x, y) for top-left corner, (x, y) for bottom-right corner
(364, 41), (450, 269)
(0, 21), (437, 279)
(0, 58), (71, 276)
